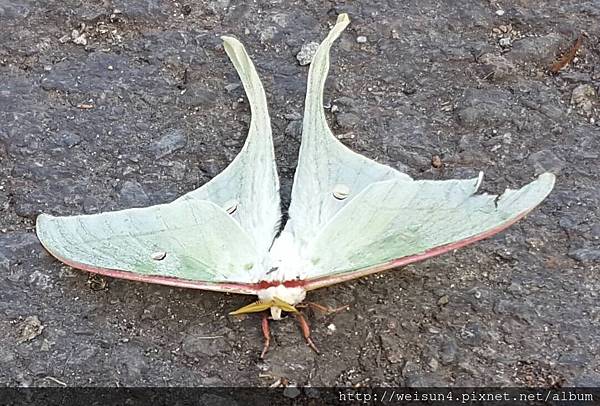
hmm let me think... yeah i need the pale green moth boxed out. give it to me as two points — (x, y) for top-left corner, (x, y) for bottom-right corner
(36, 14), (555, 357)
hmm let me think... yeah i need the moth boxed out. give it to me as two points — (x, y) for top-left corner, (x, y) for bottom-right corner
(36, 14), (555, 357)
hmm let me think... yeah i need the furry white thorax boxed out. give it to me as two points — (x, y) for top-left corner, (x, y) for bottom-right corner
(265, 230), (312, 282)
(257, 285), (306, 320)
(252, 231), (311, 319)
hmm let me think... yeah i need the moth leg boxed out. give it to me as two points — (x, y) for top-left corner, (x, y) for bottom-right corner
(298, 302), (349, 315)
(295, 312), (320, 354)
(260, 312), (271, 359)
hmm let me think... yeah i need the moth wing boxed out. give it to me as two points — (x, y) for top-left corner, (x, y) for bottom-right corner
(284, 14), (411, 248)
(178, 36), (281, 255)
(302, 173), (555, 290)
(36, 199), (260, 294)
(36, 37), (277, 293)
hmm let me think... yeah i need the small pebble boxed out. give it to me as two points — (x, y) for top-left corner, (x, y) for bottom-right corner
(499, 37), (512, 47)
(224, 83), (240, 93)
(71, 29), (87, 46)
(18, 316), (44, 344)
(495, 9), (505, 16)
(571, 84), (596, 114)
(356, 35), (367, 43)
(296, 42), (319, 66)
(150, 129), (187, 159)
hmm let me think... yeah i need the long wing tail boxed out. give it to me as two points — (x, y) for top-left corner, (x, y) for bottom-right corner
(179, 36), (281, 256)
(285, 13), (411, 249)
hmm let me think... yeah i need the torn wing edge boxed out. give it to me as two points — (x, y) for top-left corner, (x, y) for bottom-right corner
(301, 172), (555, 291)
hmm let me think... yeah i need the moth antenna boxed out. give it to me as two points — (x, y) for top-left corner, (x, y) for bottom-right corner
(229, 299), (274, 315)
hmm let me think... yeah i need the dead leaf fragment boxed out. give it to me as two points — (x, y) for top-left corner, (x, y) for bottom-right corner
(549, 35), (583, 74)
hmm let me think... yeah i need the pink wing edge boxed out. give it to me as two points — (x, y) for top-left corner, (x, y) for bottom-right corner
(300, 208), (534, 291)
(39, 208), (533, 296)
(40, 244), (260, 295)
